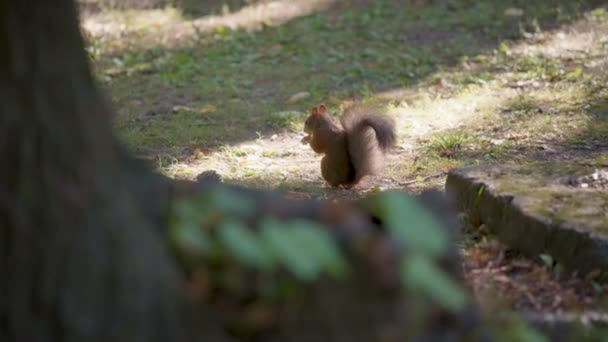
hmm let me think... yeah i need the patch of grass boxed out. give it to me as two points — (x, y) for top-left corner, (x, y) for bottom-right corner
(479, 141), (513, 161)
(506, 95), (541, 114)
(427, 131), (470, 159)
(403, 154), (467, 177)
(89, 0), (603, 159)
(113, 99), (257, 156)
(262, 150), (295, 158)
(265, 110), (305, 130)
(221, 145), (249, 159)
(87, 0), (608, 195)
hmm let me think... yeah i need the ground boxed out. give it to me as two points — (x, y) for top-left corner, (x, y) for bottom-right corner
(82, 0), (608, 319)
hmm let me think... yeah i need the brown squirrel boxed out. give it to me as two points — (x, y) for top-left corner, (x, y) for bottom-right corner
(301, 104), (396, 188)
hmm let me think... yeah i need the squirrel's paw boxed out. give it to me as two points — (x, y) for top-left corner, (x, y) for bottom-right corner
(301, 135), (311, 144)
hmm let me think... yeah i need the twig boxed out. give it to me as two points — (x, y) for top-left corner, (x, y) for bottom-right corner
(399, 171), (447, 186)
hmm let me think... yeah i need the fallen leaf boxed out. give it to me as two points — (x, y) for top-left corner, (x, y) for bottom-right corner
(287, 91), (311, 104)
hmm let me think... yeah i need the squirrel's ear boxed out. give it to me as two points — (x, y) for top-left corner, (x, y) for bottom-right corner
(311, 107), (318, 115)
(318, 104), (327, 113)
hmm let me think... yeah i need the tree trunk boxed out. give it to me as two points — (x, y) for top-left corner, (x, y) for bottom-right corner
(0, 1), (202, 341)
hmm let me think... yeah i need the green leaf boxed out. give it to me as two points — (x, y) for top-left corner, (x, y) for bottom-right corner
(171, 221), (212, 256)
(288, 220), (350, 278)
(401, 254), (469, 313)
(513, 326), (547, 342)
(592, 281), (602, 294)
(174, 198), (203, 222)
(473, 185), (485, 208)
(218, 219), (276, 271)
(369, 192), (448, 257)
(260, 218), (321, 281)
(205, 185), (255, 216)
(503, 315), (548, 342)
(539, 253), (554, 268)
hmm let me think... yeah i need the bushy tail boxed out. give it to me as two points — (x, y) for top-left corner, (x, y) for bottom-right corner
(341, 107), (396, 151)
(340, 107), (396, 180)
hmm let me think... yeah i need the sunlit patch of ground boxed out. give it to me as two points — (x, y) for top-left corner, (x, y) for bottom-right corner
(190, 0), (337, 32)
(82, 0), (338, 53)
(91, 0), (608, 315)
(88, 2), (608, 196)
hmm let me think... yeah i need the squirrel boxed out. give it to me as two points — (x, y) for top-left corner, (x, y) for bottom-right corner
(301, 104), (396, 188)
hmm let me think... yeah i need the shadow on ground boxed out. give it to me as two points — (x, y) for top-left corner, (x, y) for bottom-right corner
(85, 0), (606, 159)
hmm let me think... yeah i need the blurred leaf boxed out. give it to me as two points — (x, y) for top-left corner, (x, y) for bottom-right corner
(171, 221), (212, 256)
(369, 192), (448, 257)
(206, 185), (255, 216)
(474, 185), (485, 208)
(174, 198), (204, 223)
(401, 254), (469, 313)
(260, 218), (321, 281)
(503, 315), (548, 342)
(218, 219), (276, 271)
(592, 281), (602, 294)
(288, 220), (350, 279)
(539, 253), (554, 268)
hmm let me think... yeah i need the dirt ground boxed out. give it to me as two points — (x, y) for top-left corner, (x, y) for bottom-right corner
(82, 0), (608, 318)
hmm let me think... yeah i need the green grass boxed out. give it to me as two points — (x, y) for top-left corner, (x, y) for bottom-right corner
(88, 1), (608, 326)
(86, 0), (608, 190)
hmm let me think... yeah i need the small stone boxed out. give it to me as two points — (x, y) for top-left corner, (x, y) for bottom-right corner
(196, 170), (221, 183)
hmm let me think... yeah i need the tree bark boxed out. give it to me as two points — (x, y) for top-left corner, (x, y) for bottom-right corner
(0, 1), (201, 341)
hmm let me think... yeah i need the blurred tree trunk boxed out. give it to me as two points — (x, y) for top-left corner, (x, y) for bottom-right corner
(0, 1), (201, 341)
